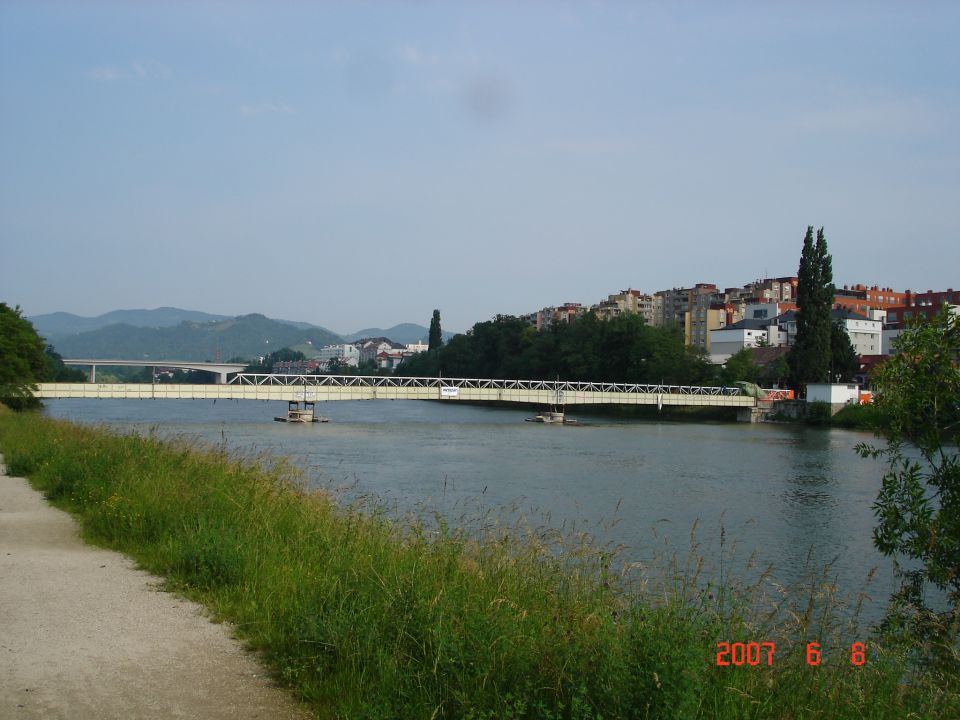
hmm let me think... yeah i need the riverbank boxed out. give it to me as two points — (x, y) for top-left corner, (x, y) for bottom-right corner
(0, 407), (955, 718)
(766, 402), (882, 430)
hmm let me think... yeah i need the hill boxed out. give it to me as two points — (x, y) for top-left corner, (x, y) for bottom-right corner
(341, 323), (455, 345)
(30, 307), (231, 342)
(49, 314), (343, 362)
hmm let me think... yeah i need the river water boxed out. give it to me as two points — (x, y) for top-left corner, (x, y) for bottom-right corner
(44, 398), (895, 625)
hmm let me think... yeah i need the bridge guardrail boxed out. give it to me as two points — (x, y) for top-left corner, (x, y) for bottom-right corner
(227, 374), (744, 396)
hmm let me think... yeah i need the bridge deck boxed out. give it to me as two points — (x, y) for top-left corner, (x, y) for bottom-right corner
(35, 375), (755, 408)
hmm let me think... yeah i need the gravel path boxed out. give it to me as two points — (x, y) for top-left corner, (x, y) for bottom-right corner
(0, 454), (314, 720)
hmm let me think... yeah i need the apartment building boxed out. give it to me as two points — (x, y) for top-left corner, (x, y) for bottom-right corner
(594, 289), (655, 324)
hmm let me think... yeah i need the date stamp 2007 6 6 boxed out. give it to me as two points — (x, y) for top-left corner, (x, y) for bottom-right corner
(715, 642), (866, 667)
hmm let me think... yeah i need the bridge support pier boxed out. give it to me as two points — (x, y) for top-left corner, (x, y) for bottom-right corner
(89, 365), (96, 383)
(737, 406), (768, 423)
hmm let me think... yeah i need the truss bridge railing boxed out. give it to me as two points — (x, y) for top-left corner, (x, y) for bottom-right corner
(227, 374), (744, 396)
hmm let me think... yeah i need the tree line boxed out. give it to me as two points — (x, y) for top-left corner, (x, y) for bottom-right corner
(400, 312), (720, 385)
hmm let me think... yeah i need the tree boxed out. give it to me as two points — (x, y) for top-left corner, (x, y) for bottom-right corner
(720, 348), (763, 387)
(244, 347), (306, 373)
(857, 306), (960, 647)
(761, 355), (791, 389)
(788, 226), (834, 391)
(0, 303), (48, 409)
(428, 309), (443, 351)
(43, 345), (86, 382)
(830, 320), (858, 382)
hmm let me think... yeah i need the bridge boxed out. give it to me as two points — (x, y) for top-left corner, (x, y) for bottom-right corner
(35, 374), (757, 414)
(63, 359), (249, 384)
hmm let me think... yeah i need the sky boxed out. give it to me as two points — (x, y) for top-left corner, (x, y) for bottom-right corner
(1, 1), (958, 334)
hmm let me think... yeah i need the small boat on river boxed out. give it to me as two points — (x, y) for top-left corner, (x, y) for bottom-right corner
(274, 401), (329, 423)
(525, 409), (579, 425)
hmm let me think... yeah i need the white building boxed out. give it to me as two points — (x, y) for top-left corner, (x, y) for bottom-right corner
(317, 344), (360, 368)
(767, 309), (880, 355)
(806, 383), (861, 406)
(406, 340), (429, 353)
(708, 318), (774, 364)
(834, 309), (882, 355)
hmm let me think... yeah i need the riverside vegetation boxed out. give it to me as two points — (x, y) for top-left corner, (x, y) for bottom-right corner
(1, 408), (957, 719)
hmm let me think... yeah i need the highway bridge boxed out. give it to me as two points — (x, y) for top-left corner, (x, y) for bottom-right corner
(62, 359), (249, 384)
(35, 374), (757, 412)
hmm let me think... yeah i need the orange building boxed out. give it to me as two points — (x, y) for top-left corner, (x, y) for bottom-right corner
(832, 284), (908, 315)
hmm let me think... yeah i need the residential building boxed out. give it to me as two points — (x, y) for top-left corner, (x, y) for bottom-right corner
(685, 302), (732, 351)
(520, 310), (544, 330)
(708, 318), (774, 364)
(550, 302), (586, 325)
(656, 283), (718, 329)
(406, 340), (429, 353)
(839, 309), (883, 355)
(354, 338), (404, 364)
(721, 277), (798, 318)
(833, 284), (908, 315)
(376, 350), (406, 371)
(650, 294), (665, 327)
(317, 343), (360, 368)
(273, 359), (324, 374)
(771, 309), (882, 355)
(741, 301), (795, 322)
(594, 289), (655, 324)
(885, 288), (960, 328)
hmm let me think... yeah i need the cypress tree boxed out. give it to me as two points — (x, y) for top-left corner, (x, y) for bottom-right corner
(428, 309), (443, 351)
(812, 227), (835, 380)
(789, 226), (834, 390)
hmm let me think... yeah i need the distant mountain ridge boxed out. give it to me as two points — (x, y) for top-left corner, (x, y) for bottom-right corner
(29, 307), (462, 360)
(30, 307), (230, 340)
(30, 307), (455, 360)
(48, 314), (343, 362)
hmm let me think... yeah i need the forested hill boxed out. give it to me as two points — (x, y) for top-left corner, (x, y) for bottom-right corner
(30, 307), (231, 340)
(49, 314), (342, 362)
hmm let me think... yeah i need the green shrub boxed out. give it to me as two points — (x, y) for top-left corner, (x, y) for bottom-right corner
(830, 402), (880, 430)
(805, 400), (834, 425)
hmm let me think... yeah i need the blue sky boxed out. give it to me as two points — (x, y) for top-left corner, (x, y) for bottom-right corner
(1, 1), (957, 333)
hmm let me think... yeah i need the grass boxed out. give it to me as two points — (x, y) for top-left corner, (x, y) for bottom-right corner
(0, 407), (956, 719)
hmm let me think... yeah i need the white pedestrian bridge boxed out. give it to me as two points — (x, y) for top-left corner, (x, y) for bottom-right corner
(35, 374), (756, 410)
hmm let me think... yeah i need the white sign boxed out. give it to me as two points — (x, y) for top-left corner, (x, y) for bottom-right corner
(441, 386), (459, 397)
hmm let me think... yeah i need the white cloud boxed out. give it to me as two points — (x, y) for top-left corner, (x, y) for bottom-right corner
(240, 102), (294, 117)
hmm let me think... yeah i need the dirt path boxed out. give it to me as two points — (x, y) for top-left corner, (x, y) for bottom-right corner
(0, 454), (314, 719)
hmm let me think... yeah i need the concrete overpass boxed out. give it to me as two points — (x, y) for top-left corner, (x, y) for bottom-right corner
(63, 359), (249, 384)
(35, 374), (757, 415)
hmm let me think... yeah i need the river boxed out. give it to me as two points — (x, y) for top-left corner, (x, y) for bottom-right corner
(44, 398), (895, 626)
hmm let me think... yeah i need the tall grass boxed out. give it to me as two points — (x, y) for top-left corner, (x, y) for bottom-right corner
(0, 408), (956, 719)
